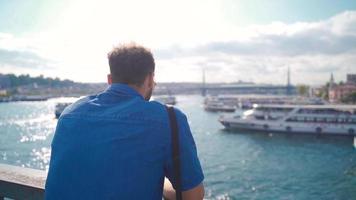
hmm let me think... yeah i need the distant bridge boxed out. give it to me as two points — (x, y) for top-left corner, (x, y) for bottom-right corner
(154, 83), (296, 96)
(202, 84), (296, 96)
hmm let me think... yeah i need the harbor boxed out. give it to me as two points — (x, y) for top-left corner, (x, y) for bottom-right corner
(1, 71), (356, 199)
(1, 95), (356, 199)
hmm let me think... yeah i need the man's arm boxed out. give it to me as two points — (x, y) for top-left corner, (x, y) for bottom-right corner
(164, 108), (205, 199)
(163, 178), (204, 200)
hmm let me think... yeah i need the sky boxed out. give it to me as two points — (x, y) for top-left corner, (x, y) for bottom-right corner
(0, 0), (356, 85)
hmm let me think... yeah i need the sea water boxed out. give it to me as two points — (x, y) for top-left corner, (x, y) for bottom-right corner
(0, 95), (356, 200)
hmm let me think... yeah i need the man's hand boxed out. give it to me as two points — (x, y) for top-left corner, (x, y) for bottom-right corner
(163, 178), (204, 200)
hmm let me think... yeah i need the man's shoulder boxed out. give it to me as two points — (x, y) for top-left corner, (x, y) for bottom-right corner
(60, 95), (94, 116)
(139, 100), (169, 122)
(60, 95), (173, 124)
(133, 100), (190, 127)
(149, 101), (187, 118)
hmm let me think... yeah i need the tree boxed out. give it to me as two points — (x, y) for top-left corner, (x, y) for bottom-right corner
(297, 85), (310, 96)
(0, 73), (76, 88)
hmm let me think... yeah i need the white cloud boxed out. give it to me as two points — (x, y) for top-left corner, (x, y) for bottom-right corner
(156, 11), (356, 85)
(1, 9), (356, 85)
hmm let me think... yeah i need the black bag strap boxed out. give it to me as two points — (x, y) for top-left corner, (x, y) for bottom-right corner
(166, 105), (182, 200)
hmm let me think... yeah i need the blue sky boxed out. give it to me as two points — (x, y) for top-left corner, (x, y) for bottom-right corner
(1, 0), (356, 33)
(0, 0), (356, 84)
(222, 0), (356, 24)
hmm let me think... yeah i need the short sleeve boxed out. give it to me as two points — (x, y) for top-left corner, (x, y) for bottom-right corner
(164, 108), (204, 191)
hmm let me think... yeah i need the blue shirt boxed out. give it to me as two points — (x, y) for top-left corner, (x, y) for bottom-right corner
(45, 83), (204, 200)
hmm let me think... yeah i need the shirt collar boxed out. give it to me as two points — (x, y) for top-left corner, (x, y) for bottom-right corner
(105, 83), (144, 100)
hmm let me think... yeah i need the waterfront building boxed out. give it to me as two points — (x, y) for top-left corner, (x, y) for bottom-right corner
(329, 84), (356, 103)
(347, 74), (356, 84)
(329, 73), (356, 103)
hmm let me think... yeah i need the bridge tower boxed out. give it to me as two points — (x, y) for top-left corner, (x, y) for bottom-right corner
(202, 68), (207, 96)
(286, 66), (292, 95)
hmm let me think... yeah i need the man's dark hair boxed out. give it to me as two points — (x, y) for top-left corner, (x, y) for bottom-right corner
(108, 43), (155, 86)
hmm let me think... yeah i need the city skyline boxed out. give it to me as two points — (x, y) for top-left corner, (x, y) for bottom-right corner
(0, 0), (356, 85)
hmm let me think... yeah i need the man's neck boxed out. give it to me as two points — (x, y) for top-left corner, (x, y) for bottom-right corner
(128, 84), (145, 99)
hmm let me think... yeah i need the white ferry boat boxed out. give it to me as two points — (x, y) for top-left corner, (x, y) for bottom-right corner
(219, 104), (356, 136)
(204, 95), (239, 106)
(205, 100), (236, 112)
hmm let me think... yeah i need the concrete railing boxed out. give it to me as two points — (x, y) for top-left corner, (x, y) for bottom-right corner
(0, 164), (46, 200)
(0, 164), (173, 200)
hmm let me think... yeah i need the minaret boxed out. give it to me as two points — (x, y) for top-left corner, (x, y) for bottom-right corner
(329, 73), (335, 87)
(328, 72), (335, 102)
(329, 72), (335, 91)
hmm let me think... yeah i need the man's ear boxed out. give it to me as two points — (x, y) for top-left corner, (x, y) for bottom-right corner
(147, 73), (154, 88)
(107, 74), (112, 85)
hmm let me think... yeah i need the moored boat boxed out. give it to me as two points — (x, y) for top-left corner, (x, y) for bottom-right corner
(153, 95), (176, 105)
(219, 104), (356, 136)
(204, 100), (236, 112)
(55, 103), (72, 118)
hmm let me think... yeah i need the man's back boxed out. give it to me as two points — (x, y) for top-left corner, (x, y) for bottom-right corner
(45, 84), (204, 199)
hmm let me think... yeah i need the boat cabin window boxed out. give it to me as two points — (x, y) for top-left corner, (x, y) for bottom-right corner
(255, 107), (293, 112)
(286, 116), (356, 124)
(297, 108), (353, 115)
(255, 116), (265, 120)
(326, 118), (337, 123)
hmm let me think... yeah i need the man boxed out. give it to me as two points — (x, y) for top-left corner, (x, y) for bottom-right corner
(45, 44), (204, 199)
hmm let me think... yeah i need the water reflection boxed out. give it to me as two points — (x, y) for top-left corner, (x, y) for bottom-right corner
(31, 147), (51, 171)
(0, 100), (57, 170)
